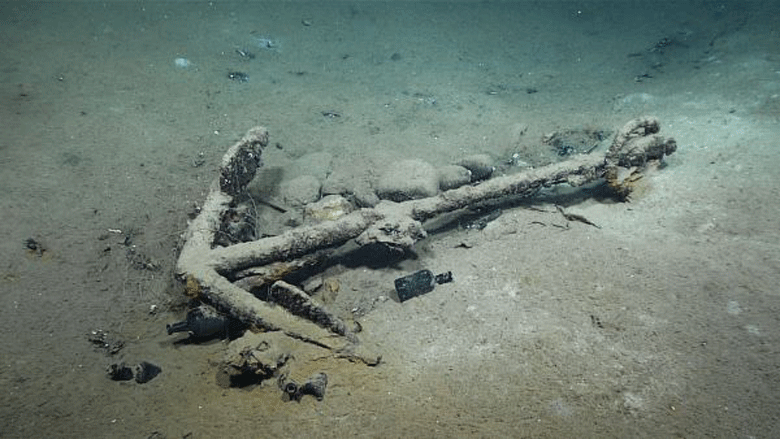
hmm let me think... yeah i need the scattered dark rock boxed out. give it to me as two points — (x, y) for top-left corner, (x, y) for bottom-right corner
(227, 71), (249, 82)
(88, 330), (125, 355)
(107, 361), (162, 384)
(126, 247), (160, 271)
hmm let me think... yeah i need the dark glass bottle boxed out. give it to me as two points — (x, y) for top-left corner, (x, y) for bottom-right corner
(166, 305), (230, 339)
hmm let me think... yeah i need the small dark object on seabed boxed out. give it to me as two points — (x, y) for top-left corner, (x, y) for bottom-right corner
(134, 361), (162, 384)
(227, 71), (249, 82)
(321, 110), (341, 118)
(167, 305), (239, 341)
(279, 372), (328, 401)
(107, 363), (134, 381)
(281, 379), (299, 399)
(24, 237), (46, 257)
(107, 361), (162, 384)
(299, 373), (328, 400)
(434, 271), (453, 284)
(394, 269), (453, 302)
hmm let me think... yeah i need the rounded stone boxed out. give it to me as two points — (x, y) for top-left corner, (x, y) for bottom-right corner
(279, 175), (321, 207)
(457, 154), (495, 182)
(437, 165), (472, 191)
(375, 159), (439, 201)
(304, 195), (354, 222)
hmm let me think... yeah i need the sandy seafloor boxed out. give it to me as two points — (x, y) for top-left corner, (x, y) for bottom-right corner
(2, 1), (780, 437)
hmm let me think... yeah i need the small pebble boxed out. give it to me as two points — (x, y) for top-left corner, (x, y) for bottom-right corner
(174, 57), (192, 68)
